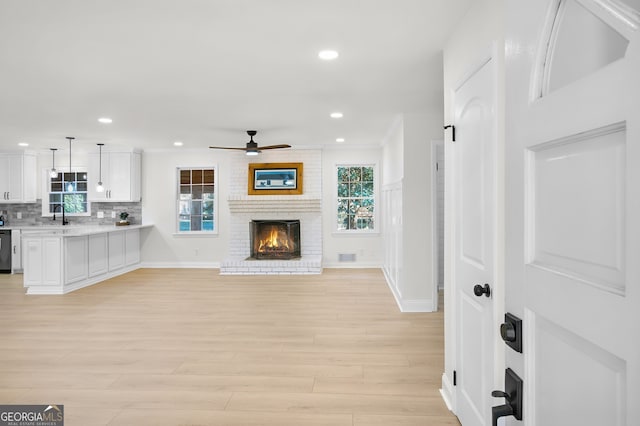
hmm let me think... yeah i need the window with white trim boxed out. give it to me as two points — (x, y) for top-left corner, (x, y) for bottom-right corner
(45, 170), (89, 215)
(336, 165), (375, 231)
(177, 167), (216, 233)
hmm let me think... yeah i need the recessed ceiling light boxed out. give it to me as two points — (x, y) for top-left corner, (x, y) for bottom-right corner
(318, 50), (339, 60)
(98, 117), (113, 124)
(173, 141), (183, 147)
(336, 138), (345, 143)
(330, 112), (343, 119)
(18, 142), (29, 147)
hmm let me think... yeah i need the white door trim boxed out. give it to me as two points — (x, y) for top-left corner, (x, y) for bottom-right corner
(431, 138), (444, 312)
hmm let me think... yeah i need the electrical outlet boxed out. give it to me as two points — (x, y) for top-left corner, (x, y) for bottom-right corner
(111, 211), (116, 219)
(16, 212), (22, 219)
(97, 211), (104, 219)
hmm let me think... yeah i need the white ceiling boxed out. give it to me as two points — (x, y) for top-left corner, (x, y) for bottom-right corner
(0, 0), (471, 153)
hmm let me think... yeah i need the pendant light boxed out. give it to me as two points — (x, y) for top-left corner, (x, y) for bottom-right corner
(66, 137), (75, 192)
(96, 143), (105, 192)
(49, 148), (58, 178)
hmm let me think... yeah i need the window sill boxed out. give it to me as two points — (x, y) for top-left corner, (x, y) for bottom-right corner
(172, 232), (219, 237)
(331, 230), (380, 237)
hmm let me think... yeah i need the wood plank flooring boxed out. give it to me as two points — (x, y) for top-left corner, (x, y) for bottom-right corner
(0, 269), (460, 426)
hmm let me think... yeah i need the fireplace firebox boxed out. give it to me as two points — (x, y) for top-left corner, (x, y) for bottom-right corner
(249, 220), (301, 259)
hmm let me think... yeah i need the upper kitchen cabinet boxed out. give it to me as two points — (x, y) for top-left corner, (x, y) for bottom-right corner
(0, 153), (36, 203)
(88, 151), (141, 202)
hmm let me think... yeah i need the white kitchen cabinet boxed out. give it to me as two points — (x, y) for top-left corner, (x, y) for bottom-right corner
(88, 151), (141, 202)
(11, 229), (21, 273)
(21, 225), (150, 294)
(108, 231), (126, 271)
(65, 236), (88, 284)
(125, 228), (140, 266)
(0, 153), (36, 203)
(88, 233), (108, 277)
(23, 237), (62, 288)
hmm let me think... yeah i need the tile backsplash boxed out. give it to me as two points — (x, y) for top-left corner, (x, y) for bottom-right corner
(0, 201), (142, 227)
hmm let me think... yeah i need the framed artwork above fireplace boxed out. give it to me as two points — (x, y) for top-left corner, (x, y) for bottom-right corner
(248, 162), (303, 195)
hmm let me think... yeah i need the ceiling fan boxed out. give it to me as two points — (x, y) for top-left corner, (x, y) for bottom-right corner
(209, 130), (291, 156)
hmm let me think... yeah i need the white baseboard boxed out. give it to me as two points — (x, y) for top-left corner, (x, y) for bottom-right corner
(382, 268), (434, 312)
(140, 261), (220, 269)
(321, 261), (382, 268)
(440, 372), (455, 412)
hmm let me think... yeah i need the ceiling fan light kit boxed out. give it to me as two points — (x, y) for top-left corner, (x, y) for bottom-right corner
(209, 130), (291, 155)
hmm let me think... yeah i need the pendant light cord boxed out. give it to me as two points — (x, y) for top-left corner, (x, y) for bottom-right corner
(66, 137), (75, 190)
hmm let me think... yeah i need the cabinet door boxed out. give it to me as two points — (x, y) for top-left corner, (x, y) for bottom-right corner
(108, 232), (125, 271)
(0, 155), (21, 202)
(125, 229), (140, 266)
(23, 238), (42, 286)
(11, 230), (21, 272)
(107, 153), (132, 201)
(87, 153), (109, 201)
(42, 238), (62, 286)
(88, 233), (108, 277)
(65, 236), (88, 284)
(0, 157), (10, 201)
(7, 155), (24, 202)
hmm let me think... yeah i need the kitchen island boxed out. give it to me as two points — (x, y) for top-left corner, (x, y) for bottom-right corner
(21, 224), (152, 295)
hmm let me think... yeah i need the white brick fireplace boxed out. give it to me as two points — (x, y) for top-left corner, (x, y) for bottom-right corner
(220, 150), (323, 274)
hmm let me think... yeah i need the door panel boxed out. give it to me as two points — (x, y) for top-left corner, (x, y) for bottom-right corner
(530, 312), (626, 426)
(454, 53), (496, 426)
(507, 0), (639, 424)
(528, 123), (626, 293)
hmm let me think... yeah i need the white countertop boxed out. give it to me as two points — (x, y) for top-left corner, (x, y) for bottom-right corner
(18, 223), (153, 237)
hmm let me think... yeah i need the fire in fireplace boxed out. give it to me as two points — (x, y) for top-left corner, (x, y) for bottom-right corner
(250, 220), (301, 259)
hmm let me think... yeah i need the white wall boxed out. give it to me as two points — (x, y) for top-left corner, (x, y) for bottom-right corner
(140, 149), (231, 267)
(322, 147), (383, 268)
(381, 111), (443, 312)
(140, 147), (384, 268)
(441, 0), (505, 408)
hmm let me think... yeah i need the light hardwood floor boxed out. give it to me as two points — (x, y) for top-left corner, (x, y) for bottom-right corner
(0, 268), (460, 426)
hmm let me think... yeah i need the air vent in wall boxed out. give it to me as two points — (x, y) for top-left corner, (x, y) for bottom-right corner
(338, 253), (356, 262)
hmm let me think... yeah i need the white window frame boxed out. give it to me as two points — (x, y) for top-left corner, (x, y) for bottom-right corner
(41, 167), (91, 218)
(334, 163), (378, 234)
(174, 165), (218, 236)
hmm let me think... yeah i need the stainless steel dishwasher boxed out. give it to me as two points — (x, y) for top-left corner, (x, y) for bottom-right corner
(0, 229), (11, 273)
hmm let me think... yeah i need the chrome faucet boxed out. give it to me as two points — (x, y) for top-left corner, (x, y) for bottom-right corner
(52, 204), (69, 225)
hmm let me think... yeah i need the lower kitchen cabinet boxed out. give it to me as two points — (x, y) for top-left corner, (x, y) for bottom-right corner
(21, 225), (150, 295)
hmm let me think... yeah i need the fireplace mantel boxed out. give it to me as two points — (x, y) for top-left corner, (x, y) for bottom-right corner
(227, 195), (322, 213)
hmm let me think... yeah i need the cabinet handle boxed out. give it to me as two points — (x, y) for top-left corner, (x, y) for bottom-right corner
(14, 245), (16, 254)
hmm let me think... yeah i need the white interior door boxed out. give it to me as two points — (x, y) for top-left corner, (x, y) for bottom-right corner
(506, 0), (639, 424)
(453, 51), (497, 426)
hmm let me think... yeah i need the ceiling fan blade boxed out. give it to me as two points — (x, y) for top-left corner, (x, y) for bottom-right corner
(208, 146), (248, 150)
(258, 144), (292, 150)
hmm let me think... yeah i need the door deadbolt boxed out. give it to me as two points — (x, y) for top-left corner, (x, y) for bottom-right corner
(500, 313), (523, 353)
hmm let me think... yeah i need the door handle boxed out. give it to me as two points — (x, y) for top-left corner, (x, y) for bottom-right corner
(473, 283), (491, 297)
(492, 368), (523, 426)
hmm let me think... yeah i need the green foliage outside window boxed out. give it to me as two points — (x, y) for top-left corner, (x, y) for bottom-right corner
(337, 165), (375, 230)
